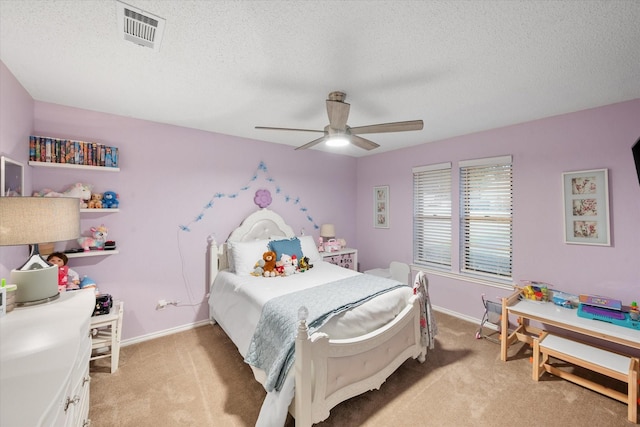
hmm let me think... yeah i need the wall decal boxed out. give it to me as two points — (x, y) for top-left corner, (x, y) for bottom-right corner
(179, 161), (319, 232)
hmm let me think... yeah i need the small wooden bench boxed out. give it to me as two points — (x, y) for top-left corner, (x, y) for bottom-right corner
(532, 332), (639, 423)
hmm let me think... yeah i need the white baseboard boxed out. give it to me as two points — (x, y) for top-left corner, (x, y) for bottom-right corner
(433, 304), (498, 331)
(121, 319), (212, 347)
(122, 305), (497, 347)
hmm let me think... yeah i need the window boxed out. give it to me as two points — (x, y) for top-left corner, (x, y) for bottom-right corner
(413, 156), (513, 284)
(459, 156), (513, 279)
(413, 163), (452, 268)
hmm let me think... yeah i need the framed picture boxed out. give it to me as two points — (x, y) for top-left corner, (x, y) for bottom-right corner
(562, 168), (610, 246)
(1, 156), (24, 197)
(374, 185), (389, 228)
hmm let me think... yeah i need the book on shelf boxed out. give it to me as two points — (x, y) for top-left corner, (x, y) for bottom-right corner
(29, 135), (119, 168)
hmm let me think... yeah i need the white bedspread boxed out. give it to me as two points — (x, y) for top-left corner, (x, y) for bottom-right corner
(208, 261), (413, 426)
(209, 261), (412, 359)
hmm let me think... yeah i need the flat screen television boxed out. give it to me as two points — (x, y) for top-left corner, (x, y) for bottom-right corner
(634, 137), (640, 186)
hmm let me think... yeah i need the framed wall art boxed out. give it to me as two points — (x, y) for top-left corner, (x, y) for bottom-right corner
(562, 168), (610, 246)
(374, 185), (389, 229)
(1, 156), (24, 197)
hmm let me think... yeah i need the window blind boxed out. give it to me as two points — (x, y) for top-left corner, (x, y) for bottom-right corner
(459, 157), (512, 279)
(413, 163), (452, 268)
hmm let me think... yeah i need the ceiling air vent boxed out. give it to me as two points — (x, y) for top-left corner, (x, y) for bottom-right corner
(116, 1), (166, 52)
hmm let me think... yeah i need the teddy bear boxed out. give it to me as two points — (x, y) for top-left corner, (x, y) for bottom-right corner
(261, 251), (278, 277)
(102, 190), (119, 208)
(88, 193), (103, 209)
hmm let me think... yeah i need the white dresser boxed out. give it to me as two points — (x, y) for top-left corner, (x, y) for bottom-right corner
(0, 289), (96, 427)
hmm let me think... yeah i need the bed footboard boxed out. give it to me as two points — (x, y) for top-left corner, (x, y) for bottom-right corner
(293, 295), (426, 426)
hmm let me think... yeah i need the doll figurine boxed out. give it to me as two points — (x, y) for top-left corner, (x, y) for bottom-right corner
(47, 252), (81, 290)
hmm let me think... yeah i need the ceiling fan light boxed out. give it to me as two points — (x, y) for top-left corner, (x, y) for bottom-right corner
(326, 135), (349, 147)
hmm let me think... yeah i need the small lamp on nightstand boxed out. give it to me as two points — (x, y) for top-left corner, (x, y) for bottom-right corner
(320, 223), (335, 242)
(0, 197), (80, 306)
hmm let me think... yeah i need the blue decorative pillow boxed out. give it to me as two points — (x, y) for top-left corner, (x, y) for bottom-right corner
(269, 237), (303, 262)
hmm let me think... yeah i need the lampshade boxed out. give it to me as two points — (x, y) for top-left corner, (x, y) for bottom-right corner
(0, 197), (80, 306)
(320, 223), (335, 238)
(0, 197), (80, 245)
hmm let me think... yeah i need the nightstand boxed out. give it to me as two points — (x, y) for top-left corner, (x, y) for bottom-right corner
(322, 248), (358, 271)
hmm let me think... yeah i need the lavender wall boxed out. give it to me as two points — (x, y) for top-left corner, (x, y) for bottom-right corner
(357, 99), (640, 323)
(29, 103), (358, 341)
(0, 61), (34, 278)
(3, 59), (639, 344)
(1, 61), (359, 341)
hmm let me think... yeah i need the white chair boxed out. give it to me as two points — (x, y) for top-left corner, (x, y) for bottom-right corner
(389, 261), (410, 285)
(365, 261), (410, 285)
(90, 300), (124, 373)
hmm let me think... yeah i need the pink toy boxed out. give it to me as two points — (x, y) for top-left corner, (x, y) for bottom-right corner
(77, 224), (108, 251)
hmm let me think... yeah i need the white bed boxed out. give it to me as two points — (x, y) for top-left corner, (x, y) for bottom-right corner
(207, 208), (435, 426)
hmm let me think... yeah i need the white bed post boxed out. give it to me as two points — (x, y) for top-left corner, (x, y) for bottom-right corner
(295, 307), (312, 427)
(207, 234), (219, 282)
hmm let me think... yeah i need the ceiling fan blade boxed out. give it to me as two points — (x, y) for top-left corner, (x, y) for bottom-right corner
(349, 120), (424, 135)
(326, 100), (350, 130)
(256, 126), (324, 133)
(350, 135), (380, 151)
(295, 135), (326, 151)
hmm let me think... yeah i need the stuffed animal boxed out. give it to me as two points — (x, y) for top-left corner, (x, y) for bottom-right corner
(251, 259), (265, 277)
(88, 193), (103, 209)
(299, 256), (313, 272)
(35, 182), (92, 208)
(102, 190), (119, 208)
(79, 276), (99, 295)
(262, 251), (278, 277)
(77, 225), (108, 251)
(281, 254), (297, 276)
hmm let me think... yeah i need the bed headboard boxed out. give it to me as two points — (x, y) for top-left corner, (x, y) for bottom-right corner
(208, 209), (296, 288)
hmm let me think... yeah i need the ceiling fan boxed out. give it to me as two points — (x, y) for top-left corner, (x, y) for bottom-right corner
(255, 91), (424, 151)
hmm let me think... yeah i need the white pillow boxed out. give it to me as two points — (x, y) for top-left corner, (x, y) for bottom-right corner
(299, 235), (322, 265)
(227, 239), (272, 276)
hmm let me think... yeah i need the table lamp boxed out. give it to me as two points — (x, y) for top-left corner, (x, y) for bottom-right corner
(0, 197), (80, 306)
(320, 223), (335, 242)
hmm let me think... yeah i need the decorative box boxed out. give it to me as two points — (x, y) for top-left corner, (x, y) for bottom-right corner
(93, 294), (113, 316)
(323, 239), (341, 252)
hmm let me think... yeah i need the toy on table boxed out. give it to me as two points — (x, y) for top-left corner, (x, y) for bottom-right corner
(630, 301), (639, 321)
(47, 252), (80, 291)
(77, 224), (109, 251)
(317, 237), (325, 252)
(521, 280), (550, 302)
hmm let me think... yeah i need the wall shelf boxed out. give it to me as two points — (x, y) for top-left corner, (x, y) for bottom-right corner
(80, 208), (119, 213)
(29, 161), (119, 172)
(66, 250), (119, 259)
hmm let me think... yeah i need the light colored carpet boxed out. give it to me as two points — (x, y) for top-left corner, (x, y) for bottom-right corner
(89, 312), (634, 426)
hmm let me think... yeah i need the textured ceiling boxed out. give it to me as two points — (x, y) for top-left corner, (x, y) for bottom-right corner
(1, 0), (639, 157)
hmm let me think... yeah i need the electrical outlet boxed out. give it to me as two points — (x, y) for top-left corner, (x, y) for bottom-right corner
(156, 299), (167, 310)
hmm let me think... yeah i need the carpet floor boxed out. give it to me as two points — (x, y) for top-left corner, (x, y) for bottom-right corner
(89, 311), (634, 426)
